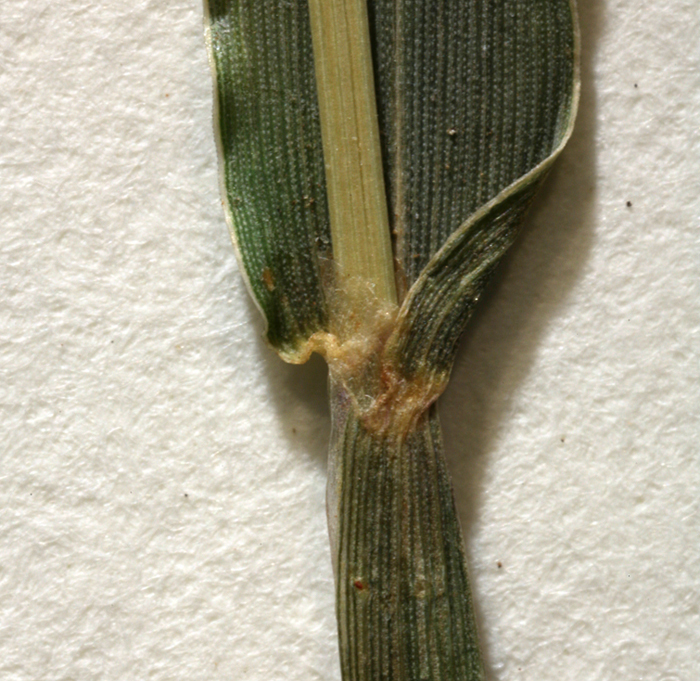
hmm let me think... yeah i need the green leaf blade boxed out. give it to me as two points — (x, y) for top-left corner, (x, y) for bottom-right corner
(369, 0), (578, 293)
(206, 0), (332, 360)
(207, 1), (580, 679)
(373, 0), (579, 396)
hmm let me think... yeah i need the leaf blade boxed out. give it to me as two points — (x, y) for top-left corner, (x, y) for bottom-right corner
(378, 0), (580, 392)
(369, 0), (579, 294)
(206, 0), (332, 361)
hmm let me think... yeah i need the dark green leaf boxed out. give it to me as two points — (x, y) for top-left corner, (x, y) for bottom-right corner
(206, 0), (331, 361)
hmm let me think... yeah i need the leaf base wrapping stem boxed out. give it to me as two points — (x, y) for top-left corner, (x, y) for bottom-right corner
(327, 378), (485, 681)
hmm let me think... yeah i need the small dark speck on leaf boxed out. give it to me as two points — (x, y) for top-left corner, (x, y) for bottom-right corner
(560, 436), (565, 443)
(292, 427), (297, 434)
(634, 83), (638, 88)
(262, 267), (276, 292)
(184, 493), (189, 498)
(497, 562), (502, 569)
(626, 201), (632, 207)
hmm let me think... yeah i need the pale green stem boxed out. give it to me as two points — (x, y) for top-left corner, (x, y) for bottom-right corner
(307, 0), (397, 307)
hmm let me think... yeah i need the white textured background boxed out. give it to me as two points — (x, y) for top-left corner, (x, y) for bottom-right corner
(0, 1), (697, 679)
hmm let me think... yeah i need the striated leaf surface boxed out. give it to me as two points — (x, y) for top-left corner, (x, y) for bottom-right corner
(328, 383), (485, 681)
(371, 0), (580, 402)
(206, 0), (331, 361)
(370, 0), (577, 294)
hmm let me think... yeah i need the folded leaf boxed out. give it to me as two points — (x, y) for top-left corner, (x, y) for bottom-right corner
(367, 0), (579, 425)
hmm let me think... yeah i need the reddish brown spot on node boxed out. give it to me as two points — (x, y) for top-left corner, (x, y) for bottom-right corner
(353, 579), (364, 591)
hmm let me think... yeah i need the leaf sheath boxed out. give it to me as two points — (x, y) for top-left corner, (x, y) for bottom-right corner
(328, 379), (485, 681)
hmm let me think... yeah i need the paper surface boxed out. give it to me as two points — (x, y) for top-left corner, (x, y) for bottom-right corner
(0, 1), (697, 679)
